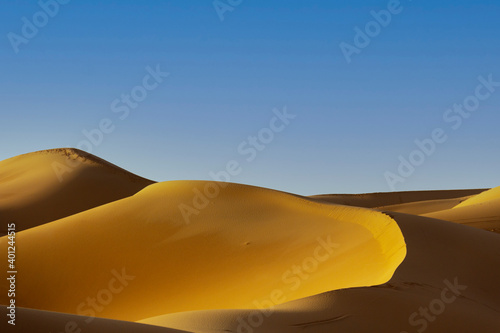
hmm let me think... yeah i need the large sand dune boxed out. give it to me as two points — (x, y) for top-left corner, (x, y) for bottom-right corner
(0, 149), (498, 332)
(0, 148), (154, 235)
(0, 181), (406, 322)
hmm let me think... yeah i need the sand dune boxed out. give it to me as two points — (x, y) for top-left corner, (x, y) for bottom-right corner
(0, 181), (406, 322)
(0, 148), (154, 235)
(0, 149), (498, 332)
(453, 185), (500, 208)
(368, 186), (500, 233)
(375, 196), (472, 215)
(423, 186), (500, 233)
(311, 188), (500, 234)
(309, 189), (486, 208)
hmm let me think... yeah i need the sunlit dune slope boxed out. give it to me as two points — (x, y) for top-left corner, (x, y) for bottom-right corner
(423, 186), (500, 233)
(375, 196), (473, 215)
(453, 185), (500, 208)
(0, 148), (154, 235)
(138, 212), (500, 333)
(369, 187), (500, 233)
(309, 189), (486, 208)
(0, 181), (406, 322)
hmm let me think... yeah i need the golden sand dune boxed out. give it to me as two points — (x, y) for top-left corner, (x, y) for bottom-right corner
(309, 189), (486, 208)
(423, 187), (500, 233)
(453, 185), (500, 208)
(138, 212), (500, 333)
(368, 186), (500, 233)
(0, 181), (406, 322)
(312, 188), (500, 234)
(375, 196), (473, 215)
(0, 148), (154, 235)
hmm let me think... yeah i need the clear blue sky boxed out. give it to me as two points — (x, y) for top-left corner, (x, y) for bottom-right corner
(1, 0), (499, 195)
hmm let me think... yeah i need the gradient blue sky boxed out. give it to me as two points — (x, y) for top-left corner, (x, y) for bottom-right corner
(1, 0), (499, 195)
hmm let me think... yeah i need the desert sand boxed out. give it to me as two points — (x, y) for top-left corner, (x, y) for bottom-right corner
(1, 148), (499, 332)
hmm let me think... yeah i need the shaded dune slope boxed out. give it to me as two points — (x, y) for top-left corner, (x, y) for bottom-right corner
(0, 306), (187, 333)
